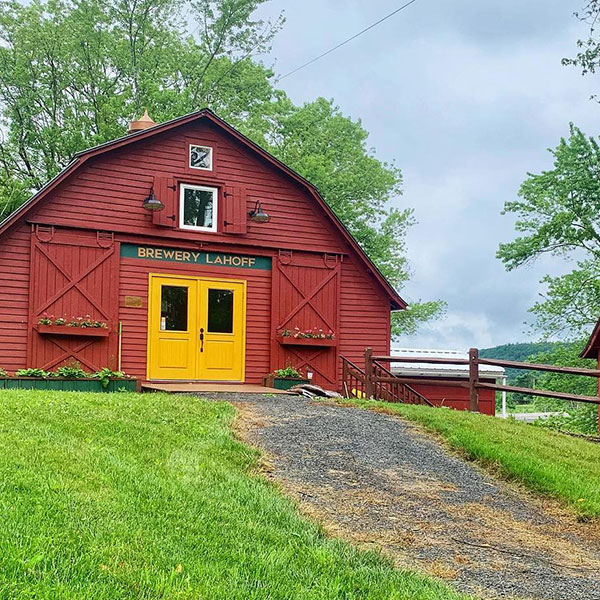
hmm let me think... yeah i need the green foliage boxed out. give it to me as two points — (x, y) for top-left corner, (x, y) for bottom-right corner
(0, 390), (468, 599)
(563, 2), (600, 89)
(92, 367), (126, 388)
(51, 365), (89, 378)
(0, 367), (7, 377)
(273, 366), (303, 379)
(480, 342), (561, 363)
(15, 368), (47, 378)
(0, 0), (283, 201)
(481, 342), (565, 407)
(0, 1), (443, 336)
(534, 408), (598, 436)
(498, 125), (600, 336)
(261, 97), (445, 333)
(341, 398), (600, 518)
(527, 342), (599, 435)
(480, 342), (561, 381)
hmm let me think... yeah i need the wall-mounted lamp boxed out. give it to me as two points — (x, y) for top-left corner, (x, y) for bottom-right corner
(249, 199), (270, 223)
(142, 187), (165, 212)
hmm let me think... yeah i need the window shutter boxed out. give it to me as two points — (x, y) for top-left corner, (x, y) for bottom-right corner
(223, 185), (247, 234)
(152, 176), (177, 228)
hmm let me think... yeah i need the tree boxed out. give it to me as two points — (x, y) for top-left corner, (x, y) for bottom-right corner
(0, 0), (444, 335)
(563, 1), (600, 92)
(497, 125), (600, 337)
(257, 97), (445, 335)
(0, 0), (283, 205)
(528, 342), (598, 435)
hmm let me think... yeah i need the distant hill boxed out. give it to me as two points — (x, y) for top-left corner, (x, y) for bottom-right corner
(480, 342), (561, 363)
(480, 342), (564, 382)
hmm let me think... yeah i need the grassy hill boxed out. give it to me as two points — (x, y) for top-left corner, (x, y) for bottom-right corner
(0, 390), (468, 600)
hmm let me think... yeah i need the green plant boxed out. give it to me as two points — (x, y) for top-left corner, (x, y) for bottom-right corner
(15, 368), (47, 378)
(279, 327), (334, 340)
(274, 366), (303, 379)
(54, 317), (66, 326)
(79, 315), (93, 328)
(92, 367), (126, 389)
(52, 365), (89, 379)
(38, 313), (52, 325)
(533, 405), (598, 436)
(0, 367), (7, 377)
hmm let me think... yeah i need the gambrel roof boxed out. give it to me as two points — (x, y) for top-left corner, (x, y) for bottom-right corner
(0, 109), (406, 310)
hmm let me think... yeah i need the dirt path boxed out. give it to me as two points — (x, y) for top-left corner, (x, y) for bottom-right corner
(217, 393), (600, 600)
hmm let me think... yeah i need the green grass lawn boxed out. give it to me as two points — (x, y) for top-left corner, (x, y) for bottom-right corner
(0, 390), (469, 600)
(341, 399), (600, 519)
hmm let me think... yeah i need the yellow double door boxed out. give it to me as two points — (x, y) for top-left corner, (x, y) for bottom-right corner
(148, 274), (246, 381)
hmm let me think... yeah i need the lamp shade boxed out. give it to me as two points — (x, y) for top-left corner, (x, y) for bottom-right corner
(142, 189), (164, 212)
(249, 200), (270, 223)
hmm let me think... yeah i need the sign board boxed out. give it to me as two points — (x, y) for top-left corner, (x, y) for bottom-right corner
(124, 295), (143, 308)
(120, 243), (272, 270)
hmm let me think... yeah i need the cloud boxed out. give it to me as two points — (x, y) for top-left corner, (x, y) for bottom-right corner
(257, 0), (598, 348)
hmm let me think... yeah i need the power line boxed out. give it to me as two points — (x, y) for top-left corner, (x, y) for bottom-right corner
(277, 0), (420, 81)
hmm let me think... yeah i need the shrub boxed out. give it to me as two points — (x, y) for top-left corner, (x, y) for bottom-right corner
(15, 368), (48, 378)
(274, 366), (303, 378)
(92, 367), (127, 389)
(52, 365), (89, 379)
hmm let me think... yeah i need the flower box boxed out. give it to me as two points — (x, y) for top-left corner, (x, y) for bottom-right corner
(279, 336), (337, 347)
(0, 377), (138, 393)
(34, 324), (110, 337)
(263, 374), (310, 390)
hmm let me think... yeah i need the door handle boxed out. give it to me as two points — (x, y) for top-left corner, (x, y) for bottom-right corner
(199, 328), (204, 352)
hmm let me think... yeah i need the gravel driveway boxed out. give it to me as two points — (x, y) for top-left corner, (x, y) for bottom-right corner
(205, 393), (600, 599)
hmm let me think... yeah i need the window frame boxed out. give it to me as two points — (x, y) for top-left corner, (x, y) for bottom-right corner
(159, 283), (190, 332)
(179, 183), (219, 233)
(189, 144), (213, 171)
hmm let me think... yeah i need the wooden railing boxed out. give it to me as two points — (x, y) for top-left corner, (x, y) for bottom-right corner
(341, 353), (433, 407)
(341, 356), (366, 399)
(367, 347), (600, 433)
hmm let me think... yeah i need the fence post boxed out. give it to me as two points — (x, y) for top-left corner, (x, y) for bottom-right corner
(469, 347), (479, 412)
(364, 347), (373, 400)
(597, 352), (600, 436)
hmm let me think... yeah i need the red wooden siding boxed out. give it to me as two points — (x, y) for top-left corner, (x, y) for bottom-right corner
(409, 380), (495, 416)
(28, 227), (120, 371)
(338, 257), (391, 376)
(0, 224), (31, 370)
(29, 121), (344, 255)
(270, 251), (341, 387)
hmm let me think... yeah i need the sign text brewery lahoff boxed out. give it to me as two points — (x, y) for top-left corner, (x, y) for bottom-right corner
(121, 243), (272, 270)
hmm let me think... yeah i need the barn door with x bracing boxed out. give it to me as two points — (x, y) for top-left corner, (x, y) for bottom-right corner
(271, 251), (341, 387)
(28, 226), (120, 372)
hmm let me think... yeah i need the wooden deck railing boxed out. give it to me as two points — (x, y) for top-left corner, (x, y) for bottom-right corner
(341, 352), (433, 407)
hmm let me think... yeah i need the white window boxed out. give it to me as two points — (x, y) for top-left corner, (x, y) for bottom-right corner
(189, 144), (213, 170)
(179, 184), (218, 232)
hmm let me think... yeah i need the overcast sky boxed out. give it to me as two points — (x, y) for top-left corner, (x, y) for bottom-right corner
(255, 0), (599, 350)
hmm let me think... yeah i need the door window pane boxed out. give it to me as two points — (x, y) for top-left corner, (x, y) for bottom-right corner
(181, 185), (216, 230)
(161, 285), (188, 331)
(207, 289), (234, 333)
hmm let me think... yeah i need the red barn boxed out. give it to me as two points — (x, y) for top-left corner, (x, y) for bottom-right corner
(0, 109), (405, 388)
